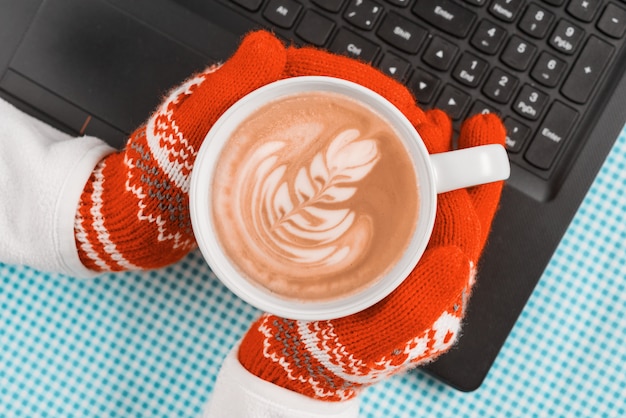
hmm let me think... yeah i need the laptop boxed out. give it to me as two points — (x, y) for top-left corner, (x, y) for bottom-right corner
(1, 0), (624, 391)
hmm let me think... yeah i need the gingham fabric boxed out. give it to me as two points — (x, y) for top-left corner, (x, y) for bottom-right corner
(1, 129), (625, 416)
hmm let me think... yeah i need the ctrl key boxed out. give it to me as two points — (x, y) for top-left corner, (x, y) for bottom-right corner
(524, 101), (578, 170)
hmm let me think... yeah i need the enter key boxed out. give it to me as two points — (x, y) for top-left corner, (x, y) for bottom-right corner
(525, 101), (578, 170)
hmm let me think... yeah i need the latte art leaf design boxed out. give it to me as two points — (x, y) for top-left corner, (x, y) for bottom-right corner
(246, 129), (381, 266)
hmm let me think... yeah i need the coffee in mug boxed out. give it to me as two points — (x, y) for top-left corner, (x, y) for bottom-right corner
(211, 91), (419, 302)
(190, 76), (510, 320)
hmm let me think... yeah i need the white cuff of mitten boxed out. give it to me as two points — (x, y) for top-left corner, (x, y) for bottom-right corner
(202, 345), (361, 418)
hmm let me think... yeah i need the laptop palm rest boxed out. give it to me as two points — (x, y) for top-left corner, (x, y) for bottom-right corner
(2, 0), (249, 147)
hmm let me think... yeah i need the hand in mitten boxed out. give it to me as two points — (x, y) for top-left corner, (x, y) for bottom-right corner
(236, 39), (507, 401)
(73, 32), (288, 271)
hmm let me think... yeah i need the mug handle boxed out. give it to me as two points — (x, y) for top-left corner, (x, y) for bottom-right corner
(430, 144), (510, 194)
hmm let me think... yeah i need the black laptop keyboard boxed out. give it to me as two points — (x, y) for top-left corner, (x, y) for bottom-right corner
(203, 0), (626, 199)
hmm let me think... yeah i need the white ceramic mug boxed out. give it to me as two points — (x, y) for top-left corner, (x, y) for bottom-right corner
(190, 76), (510, 320)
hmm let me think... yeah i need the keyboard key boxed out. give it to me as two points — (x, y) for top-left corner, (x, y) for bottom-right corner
(489, 0), (525, 22)
(530, 51), (567, 87)
(376, 12), (428, 54)
(422, 36), (458, 71)
(518, 4), (554, 39)
(561, 36), (614, 104)
(471, 19), (507, 55)
(412, 0), (476, 38)
(482, 67), (519, 103)
(566, 0), (601, 23)
(525, 101), (578, 169)
(263, 0), (302, 28)
(329, 28), (380, 61)
(378, 53), (411, 81)
(549, 19), (585, 54)
(597, 3), (626, 38)
(503, 116), (531, 152)
(501, 36), (537, 71)
(344, 0), (383, 30)
(435, 84), (471, 120)
(408, 68), (440, 104)
(452, 52), (489, 87)
(311, 0), (345, 12)
(513, 84), (549, 120)
(296, 10), (335, 46)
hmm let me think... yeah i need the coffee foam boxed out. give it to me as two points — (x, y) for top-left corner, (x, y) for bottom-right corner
(212, 92), (418, 301)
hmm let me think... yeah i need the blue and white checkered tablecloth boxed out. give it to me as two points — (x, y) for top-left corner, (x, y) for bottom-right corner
(1, 129), (625, 417)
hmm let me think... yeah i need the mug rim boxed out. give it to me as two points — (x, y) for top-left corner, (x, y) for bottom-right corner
(190, 76), (438, 320)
